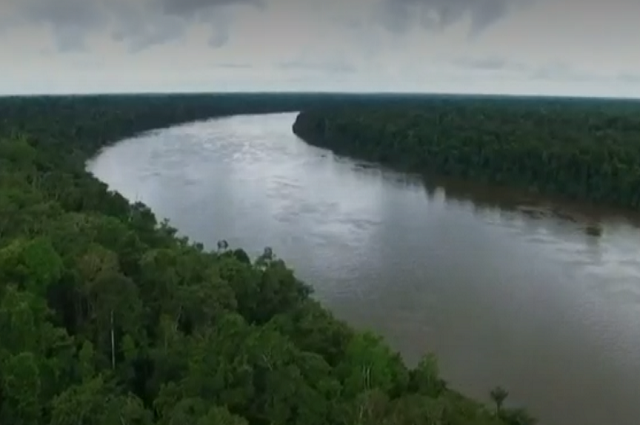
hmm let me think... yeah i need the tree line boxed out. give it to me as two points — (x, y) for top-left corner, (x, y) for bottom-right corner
(0, 93), (534, 424)
(292, 96), (640, 209)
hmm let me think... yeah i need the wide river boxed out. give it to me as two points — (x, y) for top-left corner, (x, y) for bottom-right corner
(88, 112), (640, 425)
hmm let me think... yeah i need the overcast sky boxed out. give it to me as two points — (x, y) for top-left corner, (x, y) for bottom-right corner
(1, 0), (639, 97)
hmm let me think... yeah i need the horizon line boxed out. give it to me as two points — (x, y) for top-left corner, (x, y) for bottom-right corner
(1, 90), (640, 102)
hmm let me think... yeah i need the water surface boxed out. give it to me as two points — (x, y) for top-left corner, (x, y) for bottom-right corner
(88, 113), (640, 425)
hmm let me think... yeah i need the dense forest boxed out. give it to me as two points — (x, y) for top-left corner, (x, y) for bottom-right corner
(0, 93), (534, 424)
(292, 97), (640, 209)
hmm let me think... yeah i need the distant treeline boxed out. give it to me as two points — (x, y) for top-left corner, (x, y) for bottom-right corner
(292, 97), (640, 208)
(0, 93), (534, 424)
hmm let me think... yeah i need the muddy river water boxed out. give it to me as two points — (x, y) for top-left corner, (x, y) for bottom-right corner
(88, 112), (640, 425)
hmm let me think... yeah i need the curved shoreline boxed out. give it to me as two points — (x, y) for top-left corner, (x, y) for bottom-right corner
(0, 94), (535, 425)
(291, 102), (640, 211)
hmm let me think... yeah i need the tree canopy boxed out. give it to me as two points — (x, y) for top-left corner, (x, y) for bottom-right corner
(293, 97), (640, 208)
(0, 93), (534, 425)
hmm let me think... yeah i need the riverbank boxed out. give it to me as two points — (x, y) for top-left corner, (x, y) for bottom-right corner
(292, 97), (640, 210)
(0, 95), (533, 425)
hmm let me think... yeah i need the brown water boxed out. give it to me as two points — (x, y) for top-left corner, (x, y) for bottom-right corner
(87, 113), (640, 425)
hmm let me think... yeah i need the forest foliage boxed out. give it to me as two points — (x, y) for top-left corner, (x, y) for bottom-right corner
(0, 93), (534, 424)
(292, 97), (640, 209)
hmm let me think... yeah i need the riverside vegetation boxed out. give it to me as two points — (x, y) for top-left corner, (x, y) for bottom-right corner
(0, 93), (535, 425)
(293, 96), (640, 209)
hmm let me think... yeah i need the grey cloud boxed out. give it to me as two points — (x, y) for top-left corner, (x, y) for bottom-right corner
(528, 63), (640, 86)
(454, 59), (616, 84)
(451, 56), (526, 71)
(377, 0), (529, 37)
(110, 4), (189, 53)
(451, 58), (624, 84)
(530, 62), (603, 82)
(159, 0), (262, 17)
(206, 14), (233, 48)
(14, 0), (264, 52)
(553, 70), (640, 85)
(22, 0), (105, 29)
(617, 74), (640, 83)
(277, 57), (357, 74)
(212, 63), (253, 69)
(208, 31), (229, 48)
(19, 0), (107, 51)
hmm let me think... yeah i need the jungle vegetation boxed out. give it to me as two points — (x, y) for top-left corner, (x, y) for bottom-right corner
(0, 93), (534, 424)
(292, 97), (640, 209)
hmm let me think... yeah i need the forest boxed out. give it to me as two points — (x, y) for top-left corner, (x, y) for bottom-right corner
(292, 96), (640, 209)
(0, 93), (535, 424)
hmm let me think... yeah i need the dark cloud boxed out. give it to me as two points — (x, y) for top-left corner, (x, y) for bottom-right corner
(378, 0), (529, 37)
(110, 4), (189, 53)
(12, 0), (530, 53)
(15, 0), (264, 52)
(159, 0), (262, 17)
(19, 0), (107, 51)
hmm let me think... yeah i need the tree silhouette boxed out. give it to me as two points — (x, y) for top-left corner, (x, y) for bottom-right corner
(490, 386), (509, 414)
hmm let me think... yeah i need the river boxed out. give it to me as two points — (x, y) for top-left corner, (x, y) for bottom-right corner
(87, 112), (640, 425)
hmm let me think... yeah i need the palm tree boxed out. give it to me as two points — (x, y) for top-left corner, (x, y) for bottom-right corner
(490, 386), (509, 414)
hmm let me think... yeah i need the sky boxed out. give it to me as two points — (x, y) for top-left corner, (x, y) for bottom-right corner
(1, 0), (639, 97)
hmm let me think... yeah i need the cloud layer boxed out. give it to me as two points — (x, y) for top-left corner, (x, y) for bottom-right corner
(377, 0), (527, 37)
(13, 0), (264, 51)
(2, 0), (640, 96)
(10, 0), (529, 52)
